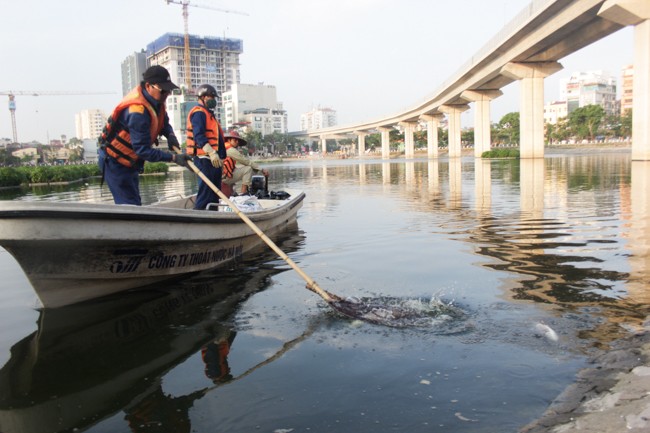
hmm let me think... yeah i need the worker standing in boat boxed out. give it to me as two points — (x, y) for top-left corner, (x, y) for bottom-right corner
(185, 84), (226, 210)
(222, 130), (269, 195)
(98, 65), (191, 205)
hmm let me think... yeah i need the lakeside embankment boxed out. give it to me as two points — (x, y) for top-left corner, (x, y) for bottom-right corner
(521, 329), (650, 433)
(276, 142), (632, 161)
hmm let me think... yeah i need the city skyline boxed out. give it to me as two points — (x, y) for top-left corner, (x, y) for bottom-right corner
(0, 0), (634, 143)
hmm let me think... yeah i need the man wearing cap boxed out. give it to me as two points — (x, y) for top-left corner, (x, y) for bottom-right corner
(222, 130), (269, 195)
(98, 65), (191, 205)
(186, 84), (226, 210)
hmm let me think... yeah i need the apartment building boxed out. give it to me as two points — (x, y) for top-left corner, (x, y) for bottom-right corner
(223, 83), (287, 135)
(543, 100), (569, 125)
(120, 50), (148, 96)
(75, 109), (107, 140)
(621, 64), (633, 114)
(559, 71), (618, 116)
(300, 106), (337, 131)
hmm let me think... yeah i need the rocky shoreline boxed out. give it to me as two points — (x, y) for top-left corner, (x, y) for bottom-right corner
(520, 328), (650, 432)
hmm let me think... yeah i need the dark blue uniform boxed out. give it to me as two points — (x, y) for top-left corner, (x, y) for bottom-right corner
(99, 87), (177, 205)
(189, 107), (227, 210)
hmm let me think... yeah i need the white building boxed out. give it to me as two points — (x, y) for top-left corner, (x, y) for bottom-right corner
(543, 101), (568, 125)
(222, 83), (287, 135)
(75, 109), (107, 140)
(621, 64), (634, 114)
(121, 50), (148, 96)
(300, 106), (337, 131)
(240, 108), (288, 136)
(83, 138), (99, 162)
(559, 71), (617, 116)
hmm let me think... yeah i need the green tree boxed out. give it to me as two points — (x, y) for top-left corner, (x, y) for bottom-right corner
(620, 109), (632, 138)
(68, 147), (84, 163)
(545, 117), (569, 144)
(414, 130), (427, 148)
(461, 128), (474, 145)
(568, 104), (604, 140)
(241, 130), (263, 154)
(0, 149), (21, 166)
(68, 137), (82, 147)
(438, 127), (448, 146)
(494, 112), (520, 145)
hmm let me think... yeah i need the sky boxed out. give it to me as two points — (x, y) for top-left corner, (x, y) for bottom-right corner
(0, 0), (634, 143)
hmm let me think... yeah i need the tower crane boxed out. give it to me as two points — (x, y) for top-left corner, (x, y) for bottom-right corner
(0, 90), (115, 144)
(165, 0), (248, 93)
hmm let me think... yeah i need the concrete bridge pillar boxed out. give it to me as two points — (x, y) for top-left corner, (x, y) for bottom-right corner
(319, 135), (327, 155)
(461, 90), (503, 157)
(501, 62), (563, 159)
(378, 127), (391, 159)
(599, 0), (650, 161)
(399, 121), (417, 158)
(440, 104), (470, 158)
(355, 131), (367, 157)
(420, 114), (444, 159)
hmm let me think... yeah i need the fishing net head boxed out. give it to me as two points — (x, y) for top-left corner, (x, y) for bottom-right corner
(328, 296), (470, 330)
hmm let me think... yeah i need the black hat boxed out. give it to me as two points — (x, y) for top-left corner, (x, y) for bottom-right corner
(143, 65), (179, 92)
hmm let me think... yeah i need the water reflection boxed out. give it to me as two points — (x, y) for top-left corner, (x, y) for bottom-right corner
(381, 161), (391, 186)
(0, 226), (304, 433)
(449, 158), (462, 208)
(520, 159), (544, 216)
(282, 155), (648, 347)
(474, 158), (491, 213)
(427, 160), (440, 198)
(626, 161), (650, 304)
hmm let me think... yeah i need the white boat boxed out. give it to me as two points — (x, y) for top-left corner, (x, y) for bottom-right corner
(0, 190), (304, 308)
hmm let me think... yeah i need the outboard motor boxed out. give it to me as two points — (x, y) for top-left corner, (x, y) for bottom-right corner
(251, 175), (268, 197)
(251, 174), (291, 200)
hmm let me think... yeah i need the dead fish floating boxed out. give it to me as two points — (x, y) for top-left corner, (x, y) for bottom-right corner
(534, 322), (559, 342)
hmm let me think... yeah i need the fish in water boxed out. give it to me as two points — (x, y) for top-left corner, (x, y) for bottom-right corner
(534, 322), (559, 342)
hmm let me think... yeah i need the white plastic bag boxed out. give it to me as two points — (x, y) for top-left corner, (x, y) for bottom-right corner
(224, 196), (263, 212)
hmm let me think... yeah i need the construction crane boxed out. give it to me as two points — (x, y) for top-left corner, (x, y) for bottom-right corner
(0, 90), (115, 144)
(165, 0), (248, 93)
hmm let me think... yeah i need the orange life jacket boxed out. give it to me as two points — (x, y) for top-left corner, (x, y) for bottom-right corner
(100, 86), (165, 168)
(222, 141), (236, 178)
(186, 105), (224, 156)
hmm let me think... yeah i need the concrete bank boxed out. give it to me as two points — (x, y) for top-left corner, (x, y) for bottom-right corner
(520, 330), (650, 432)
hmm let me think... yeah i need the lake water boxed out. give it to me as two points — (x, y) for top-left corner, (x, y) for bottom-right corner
(1, 150), (648, 433)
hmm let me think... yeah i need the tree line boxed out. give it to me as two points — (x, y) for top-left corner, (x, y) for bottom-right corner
(306, 104), (632, 153)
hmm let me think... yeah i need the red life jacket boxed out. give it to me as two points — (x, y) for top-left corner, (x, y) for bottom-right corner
(100, 86), (165, 168)
(222, 141), (236, 178)
(186, 105), (224, 156)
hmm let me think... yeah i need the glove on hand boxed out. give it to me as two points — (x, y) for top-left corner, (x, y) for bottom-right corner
(167, 135), (180, 151)
(209, 152), (223, 168)
(173, 153), (192, 168)
(202, 144), (223, 168)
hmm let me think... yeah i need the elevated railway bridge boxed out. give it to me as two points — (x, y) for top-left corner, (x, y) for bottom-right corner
(294, 0), (650, 161)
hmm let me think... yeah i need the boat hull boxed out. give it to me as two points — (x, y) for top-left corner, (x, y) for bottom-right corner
(0, 191), (304, 308)
(0, 257), (292, 433)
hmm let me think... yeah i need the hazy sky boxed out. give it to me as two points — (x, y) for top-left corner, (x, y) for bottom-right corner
(0, 0), (634, 143)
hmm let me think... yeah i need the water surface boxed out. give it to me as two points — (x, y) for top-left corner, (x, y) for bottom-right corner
(1, 151), (648, 433)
